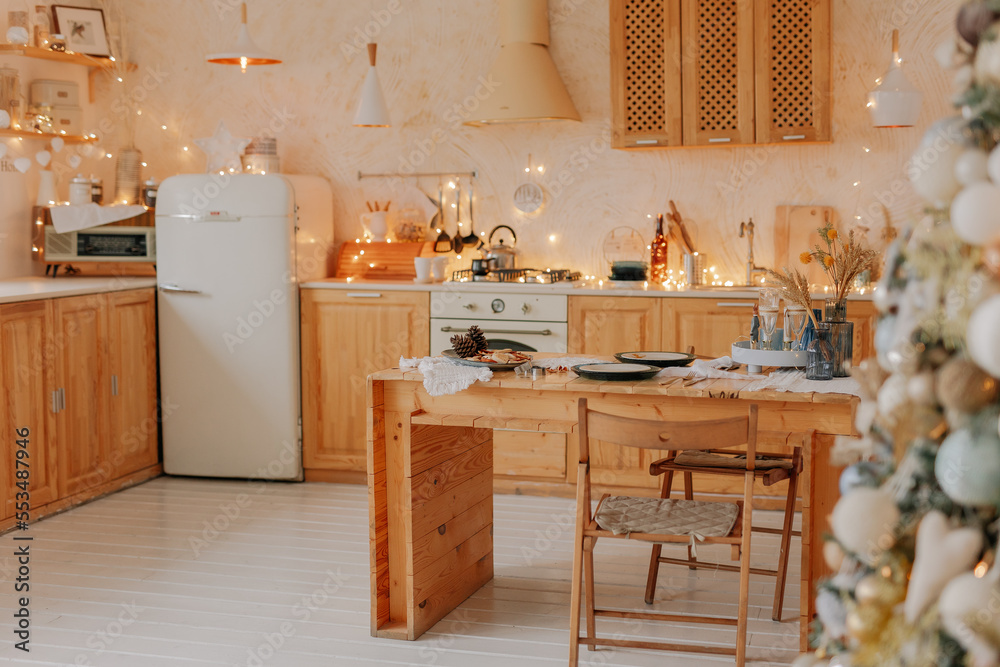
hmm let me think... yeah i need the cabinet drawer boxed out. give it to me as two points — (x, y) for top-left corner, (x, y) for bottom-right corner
(494, 430), (566, 480)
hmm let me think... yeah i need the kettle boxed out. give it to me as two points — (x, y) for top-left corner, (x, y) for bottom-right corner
(481, 224), (519, 270)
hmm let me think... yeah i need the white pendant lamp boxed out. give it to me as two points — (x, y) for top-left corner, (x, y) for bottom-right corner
(867, 30), (922, 128)
(206, 2), (281, 73)
(465, 0), (580, 125)
(353, 43), (391, 127)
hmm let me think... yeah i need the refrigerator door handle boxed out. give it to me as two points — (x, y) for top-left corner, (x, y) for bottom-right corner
(159, 284), (203, 294)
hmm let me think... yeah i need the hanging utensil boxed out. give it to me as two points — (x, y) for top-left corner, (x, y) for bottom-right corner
(432, 182), (452, 253)
(452, 178), (464, 253)
(461, 179), (478, 246)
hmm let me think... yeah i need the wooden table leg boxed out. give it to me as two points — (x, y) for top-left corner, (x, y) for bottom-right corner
(368, 388), (495, 640)
(801, 432), (843, 651)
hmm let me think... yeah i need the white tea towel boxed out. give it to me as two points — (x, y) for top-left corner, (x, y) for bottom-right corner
(399, 356), (492, 396)
(656, 356), (764, 380)
(741, 369), (861, 397)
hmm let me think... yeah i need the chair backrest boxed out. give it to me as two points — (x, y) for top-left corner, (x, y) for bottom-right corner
(577, 398), (758, 464)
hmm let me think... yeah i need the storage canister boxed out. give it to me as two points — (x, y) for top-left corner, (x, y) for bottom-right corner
(68, 173), (90, 205)
(30, 80), (78, 107)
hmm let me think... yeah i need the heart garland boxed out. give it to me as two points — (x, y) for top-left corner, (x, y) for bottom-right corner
(904, 511), (984, 624)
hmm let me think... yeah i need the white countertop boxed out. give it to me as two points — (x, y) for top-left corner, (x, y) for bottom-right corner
(0, 276), (158, 304)
(300, 278), (876, 301)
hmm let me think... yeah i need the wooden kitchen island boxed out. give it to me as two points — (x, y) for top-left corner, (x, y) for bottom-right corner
(366, 359), (858, 650)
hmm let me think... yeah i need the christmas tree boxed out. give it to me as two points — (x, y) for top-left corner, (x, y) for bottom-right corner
(797, 4), (1000, 667)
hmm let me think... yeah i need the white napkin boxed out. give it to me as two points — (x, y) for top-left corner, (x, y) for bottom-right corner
(656, 356), (764, 380)
(400, 356), (492, 396)
(741, 369), (862, 396)
(49, 203), (148, 233)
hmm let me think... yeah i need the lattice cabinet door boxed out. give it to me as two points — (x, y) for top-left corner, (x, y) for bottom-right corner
(610, 0), (682, 148)
(680, 0), (755, 146)
(754, 0), (832, 144)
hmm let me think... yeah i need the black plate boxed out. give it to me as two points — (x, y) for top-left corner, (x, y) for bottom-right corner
(613, 351), (696, 368)
(571, 362), (661, 381)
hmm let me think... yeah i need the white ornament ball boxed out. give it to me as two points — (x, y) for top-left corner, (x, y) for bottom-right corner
(952, 182), (1000, 246)
(956, 148), (990, 185)
(968, 295), (1000, 378)
(823, 540), (846, 570)
(909, 117), (966, 207)
(907, 371), (937, 406)
(877, 372), (909, 418)
(830, 488), (899, 564)
(0, 110), (9, 130)
(939, 571), (999, 643)
(987, 142), (1000, 184)
(935, 428), (1000, 506)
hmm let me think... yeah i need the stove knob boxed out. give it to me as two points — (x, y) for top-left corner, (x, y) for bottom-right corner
(462, 303), (476, 310)
(491, 299), (505, 314)
(521, 302), (530, 314)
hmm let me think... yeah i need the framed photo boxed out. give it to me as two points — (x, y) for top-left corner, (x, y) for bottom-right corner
(51, 5), (110, 58)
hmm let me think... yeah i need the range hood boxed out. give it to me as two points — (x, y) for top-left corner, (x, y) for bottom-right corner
(465, 0), (580, 125)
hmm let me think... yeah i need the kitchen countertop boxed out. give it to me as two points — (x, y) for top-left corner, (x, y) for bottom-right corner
(300, 277), (876, 301)
(0, 276), (158, 304)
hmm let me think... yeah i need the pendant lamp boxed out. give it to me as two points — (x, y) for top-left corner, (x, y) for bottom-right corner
(206, 2), (281, 73)
(867, 30), (922, 128)
(353, 44), (390, 127)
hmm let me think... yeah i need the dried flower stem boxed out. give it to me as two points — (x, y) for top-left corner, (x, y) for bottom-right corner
(765, 267), (820, 329)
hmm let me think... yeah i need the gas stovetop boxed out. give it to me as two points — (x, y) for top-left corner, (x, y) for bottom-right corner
(450, 268), (581, 284)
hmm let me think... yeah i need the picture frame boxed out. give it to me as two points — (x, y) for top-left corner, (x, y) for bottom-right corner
(51, 5), (110, 58)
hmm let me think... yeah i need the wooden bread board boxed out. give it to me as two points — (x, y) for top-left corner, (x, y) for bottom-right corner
(334, 241), (434, 280)
(773, 205), (836, 287)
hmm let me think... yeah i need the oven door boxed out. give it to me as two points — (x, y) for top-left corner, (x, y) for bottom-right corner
(431, 319), (568, 355)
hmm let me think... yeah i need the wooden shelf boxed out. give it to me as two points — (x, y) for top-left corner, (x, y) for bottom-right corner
(0, 128), (96, 144)
(0, 44), (114, 68)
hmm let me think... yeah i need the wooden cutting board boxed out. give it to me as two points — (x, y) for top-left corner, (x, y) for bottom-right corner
(773, 205), (836, 287)
(334, 241), (430, 280)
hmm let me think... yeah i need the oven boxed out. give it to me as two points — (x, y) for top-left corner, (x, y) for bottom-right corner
(430, 291), (568, 355)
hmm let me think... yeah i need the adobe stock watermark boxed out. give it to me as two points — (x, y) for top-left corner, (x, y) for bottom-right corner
(73, 601), (142, 666)
(545, 127), (613, 200)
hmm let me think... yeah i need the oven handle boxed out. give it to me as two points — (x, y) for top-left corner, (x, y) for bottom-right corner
(439, 326), (553, 336)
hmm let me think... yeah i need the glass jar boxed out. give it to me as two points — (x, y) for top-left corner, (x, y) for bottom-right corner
(806, 323), (834, 381)
(824, 298), (847, 322)
(822, 298), (853, 377)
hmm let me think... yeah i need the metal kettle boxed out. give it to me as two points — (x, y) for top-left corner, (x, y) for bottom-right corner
(481, 225), (519, 270)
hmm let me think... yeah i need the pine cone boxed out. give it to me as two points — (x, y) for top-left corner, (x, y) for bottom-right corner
(450, 334), (478, 358)
(467, 325), (488, 352)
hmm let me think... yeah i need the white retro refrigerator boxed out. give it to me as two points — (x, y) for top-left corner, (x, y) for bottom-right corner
(155, 174), (333, 479)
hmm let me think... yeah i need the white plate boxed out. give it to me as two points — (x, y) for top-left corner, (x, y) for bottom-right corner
(572, 362), (660, 381)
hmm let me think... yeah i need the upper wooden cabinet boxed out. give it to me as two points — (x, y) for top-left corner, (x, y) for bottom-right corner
(610, 0), (831, 149)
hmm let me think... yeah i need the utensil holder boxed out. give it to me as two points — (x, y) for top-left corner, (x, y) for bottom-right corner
(683, 252), (706, 285)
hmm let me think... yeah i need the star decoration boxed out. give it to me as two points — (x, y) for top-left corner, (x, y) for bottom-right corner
(193, 120), (250, 173)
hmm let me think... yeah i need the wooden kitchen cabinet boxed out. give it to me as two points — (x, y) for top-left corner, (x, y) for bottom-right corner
(52, 294), (110, 497)
(661, 297), (756, 358)
(107, 290), (159, 479)
(0, 301), (59, 518)
(301, 289), (429, 479)
(0, 288), (160, 532)
(610, 0), (831, 148)
(567, 296), (661, 355)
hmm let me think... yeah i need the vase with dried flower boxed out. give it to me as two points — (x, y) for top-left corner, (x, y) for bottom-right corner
(801, 221), (879, 376)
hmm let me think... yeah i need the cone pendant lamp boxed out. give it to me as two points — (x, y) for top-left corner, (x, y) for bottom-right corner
(206, 2), (281, 73)
(353, 43), (391, 127)
(867, 30), (922, 128)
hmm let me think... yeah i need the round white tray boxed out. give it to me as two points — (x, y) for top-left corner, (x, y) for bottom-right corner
(732, 340), (806, 372)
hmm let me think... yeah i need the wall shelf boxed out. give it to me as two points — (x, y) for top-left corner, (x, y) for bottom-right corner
(0, 44), (125, 103)
(0, 128), (97, 144)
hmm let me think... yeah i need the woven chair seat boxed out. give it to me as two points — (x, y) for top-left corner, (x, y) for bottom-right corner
(595, 496), (738, 538)
(673, 451), (793, 470)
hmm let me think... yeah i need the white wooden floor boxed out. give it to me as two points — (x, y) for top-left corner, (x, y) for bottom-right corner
(0, 478), (802, 666)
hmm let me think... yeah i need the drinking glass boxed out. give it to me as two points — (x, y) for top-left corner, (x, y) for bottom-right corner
(759, 307), (779, 350)
(784, 305), (808, 351)
(758, 287), (780, 310)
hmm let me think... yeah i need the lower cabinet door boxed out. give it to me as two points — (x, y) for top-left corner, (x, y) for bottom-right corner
(661, 297), (756, 358)
(53, 294), (110, 497)
(107, 289), (159, 478)
(301, 290), (430, 473)
(0, 300), (59, 518)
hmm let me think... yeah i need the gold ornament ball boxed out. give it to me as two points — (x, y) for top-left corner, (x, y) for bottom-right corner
(937, 357), (1000, 413)
(856, 573), (906, 606)
(824, 541), (846, 570)
(846, 604), (889, 642)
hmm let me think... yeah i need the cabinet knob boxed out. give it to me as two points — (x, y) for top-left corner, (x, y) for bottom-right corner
(521, 303), (530, 314)
(462, 303), (476, 310)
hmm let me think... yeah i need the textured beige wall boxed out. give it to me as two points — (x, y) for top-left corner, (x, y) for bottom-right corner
(91, 0), (959, 280)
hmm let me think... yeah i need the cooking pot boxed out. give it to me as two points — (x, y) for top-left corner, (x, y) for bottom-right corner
(481, 224), (519, 270)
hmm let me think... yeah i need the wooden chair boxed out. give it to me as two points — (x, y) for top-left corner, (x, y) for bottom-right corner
(643, 429), (805, 622)
(569, 399), (760, 666)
